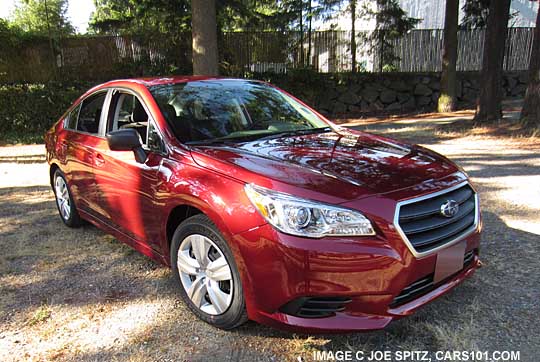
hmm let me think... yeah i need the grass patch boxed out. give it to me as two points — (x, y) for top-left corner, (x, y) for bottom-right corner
(27, 305), (51, 326)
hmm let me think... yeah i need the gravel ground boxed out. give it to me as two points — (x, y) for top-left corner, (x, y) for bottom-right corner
(0, 110), (539, 361)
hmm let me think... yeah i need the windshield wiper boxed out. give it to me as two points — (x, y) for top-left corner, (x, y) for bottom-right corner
(185, 138), (236, 146)
(257, 127), (332, 141)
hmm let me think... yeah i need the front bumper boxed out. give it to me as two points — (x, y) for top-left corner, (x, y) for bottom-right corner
(232, 218), (482, 333)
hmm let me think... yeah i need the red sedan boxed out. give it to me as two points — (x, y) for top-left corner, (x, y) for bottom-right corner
(45, 77), (482, 332)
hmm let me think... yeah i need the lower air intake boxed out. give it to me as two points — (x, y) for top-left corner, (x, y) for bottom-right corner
(279, 296), (352, 318)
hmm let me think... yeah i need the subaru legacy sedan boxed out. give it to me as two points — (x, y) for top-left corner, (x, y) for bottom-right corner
(45, 77), (482, 332)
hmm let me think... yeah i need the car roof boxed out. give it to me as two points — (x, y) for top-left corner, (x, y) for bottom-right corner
(100, 76), (255, 88)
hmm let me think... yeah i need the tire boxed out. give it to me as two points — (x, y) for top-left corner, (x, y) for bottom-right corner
(170, 214), (248, 330)
(53, 170), (82, 228)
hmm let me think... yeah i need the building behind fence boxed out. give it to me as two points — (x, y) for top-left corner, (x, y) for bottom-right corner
(0, 28), (535, 83)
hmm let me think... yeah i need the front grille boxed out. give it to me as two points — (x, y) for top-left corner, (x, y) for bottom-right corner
(390, 249), (476, 307)
(397, 183), (477, 254)
(279, 296), (352, 318)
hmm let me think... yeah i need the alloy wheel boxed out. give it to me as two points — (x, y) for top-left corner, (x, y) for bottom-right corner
(55, 176), (71, 220)
(177, 234), (233, 315)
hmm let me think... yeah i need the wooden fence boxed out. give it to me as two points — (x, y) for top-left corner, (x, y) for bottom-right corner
(0, 28), (535, 82)
(392, 27), (534, 72)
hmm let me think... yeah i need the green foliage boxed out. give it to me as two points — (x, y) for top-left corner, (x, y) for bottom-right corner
(90, 0), (286, 34)
(90, 0), (191, 34)
(361, 0), (420, 71)
(217, 0), (287, 31)
(11, 0), (74, 36)
(461, 0), (490, 28)
(461, 0), (519, 29)
(0, 82), (94, 144)
(27, 305), (51, 326)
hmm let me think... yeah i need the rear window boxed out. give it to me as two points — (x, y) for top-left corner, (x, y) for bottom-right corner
(64, 104), (80, 130)
(76, 92), (107, 134)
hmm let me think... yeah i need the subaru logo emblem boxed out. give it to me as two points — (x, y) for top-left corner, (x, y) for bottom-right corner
(440, 200), (459, 218)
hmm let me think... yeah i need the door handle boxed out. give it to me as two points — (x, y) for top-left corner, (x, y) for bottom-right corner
(94, 153), (105, 167)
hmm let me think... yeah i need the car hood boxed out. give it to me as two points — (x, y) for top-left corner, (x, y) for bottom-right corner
(189, 130), (459, 202)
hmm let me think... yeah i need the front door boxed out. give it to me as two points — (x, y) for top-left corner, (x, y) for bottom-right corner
(92, 90), (167, 252)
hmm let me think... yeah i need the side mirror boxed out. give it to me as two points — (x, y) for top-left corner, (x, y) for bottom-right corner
(106, 128), (147, 163)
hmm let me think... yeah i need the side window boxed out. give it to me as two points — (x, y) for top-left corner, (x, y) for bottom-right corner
(108, 91), (163, 152)
(77, 92), (107, 134)
(64, 104), (80, 130)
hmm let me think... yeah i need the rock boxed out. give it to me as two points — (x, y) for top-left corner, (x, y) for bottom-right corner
(414, 83), (432, 96)
(386, 102), (402, 111)
(348, 105), (361, 113)
(361, 87), (379, 103)
(318, 98), (332, 112)
(402, 97), (416, 109)
(338, 91), (360, 105)
(380, 89), (397, 104)
(332, 102), (347, 114)
(372, 100), (385, 110)
(326, 88), (339, 100)
(360, 100), (370, 110)
(336, 85), (348, 94)
(421, 76), (432, 84)
(391, 80), (410, 92)
(348, 83), (362, 94)
(417, 96), (432, 106)
(397, 92), (411, 103)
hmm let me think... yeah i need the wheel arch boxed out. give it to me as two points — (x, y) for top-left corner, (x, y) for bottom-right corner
(49, 163), (60, 187)
(163, 200), (236, 260)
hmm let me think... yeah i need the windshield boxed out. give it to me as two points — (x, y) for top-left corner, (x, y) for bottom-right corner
(149, 80), (330, 144)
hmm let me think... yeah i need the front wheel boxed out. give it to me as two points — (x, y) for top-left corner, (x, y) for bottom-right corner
(170, 214), (248, 329)
(53, 170), (82, 227)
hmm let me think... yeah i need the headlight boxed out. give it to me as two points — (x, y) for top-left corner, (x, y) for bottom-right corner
(244, 184), (375, 238)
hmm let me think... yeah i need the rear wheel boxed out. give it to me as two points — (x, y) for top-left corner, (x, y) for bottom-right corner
(53, 170), (82, 227)
(170, 214), (248, 329)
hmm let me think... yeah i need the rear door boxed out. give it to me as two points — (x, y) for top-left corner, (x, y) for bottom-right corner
(62, 90), (111, 215)
(91, 89), (167, 251)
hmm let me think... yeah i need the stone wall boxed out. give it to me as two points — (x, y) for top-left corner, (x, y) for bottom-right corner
(310, 71), (528, 115)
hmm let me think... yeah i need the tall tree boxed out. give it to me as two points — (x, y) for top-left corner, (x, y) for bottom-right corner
(192, 0), (219, 75)
(438, 0), (459, 112)
(350, 0), (357, 72)
(11, 0), (74, 35)
(474, 0), (511, 122)
(520, 4), (540, 127)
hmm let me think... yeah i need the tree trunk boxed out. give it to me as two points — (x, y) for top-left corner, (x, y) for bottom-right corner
(308, 0), (312, 67)
(520, 5), (540, 127)
(350, 0), (357, 73)
(299, 4), (304, 67)
(474, 0), (511, 122)
(191, 0), (219, 75)
(438, 0), (459, 113)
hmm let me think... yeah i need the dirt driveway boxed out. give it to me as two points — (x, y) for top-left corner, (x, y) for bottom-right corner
(1, 112), (539, 361)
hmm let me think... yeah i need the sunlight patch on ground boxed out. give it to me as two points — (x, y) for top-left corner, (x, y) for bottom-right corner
(0, 300), (163, 361)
